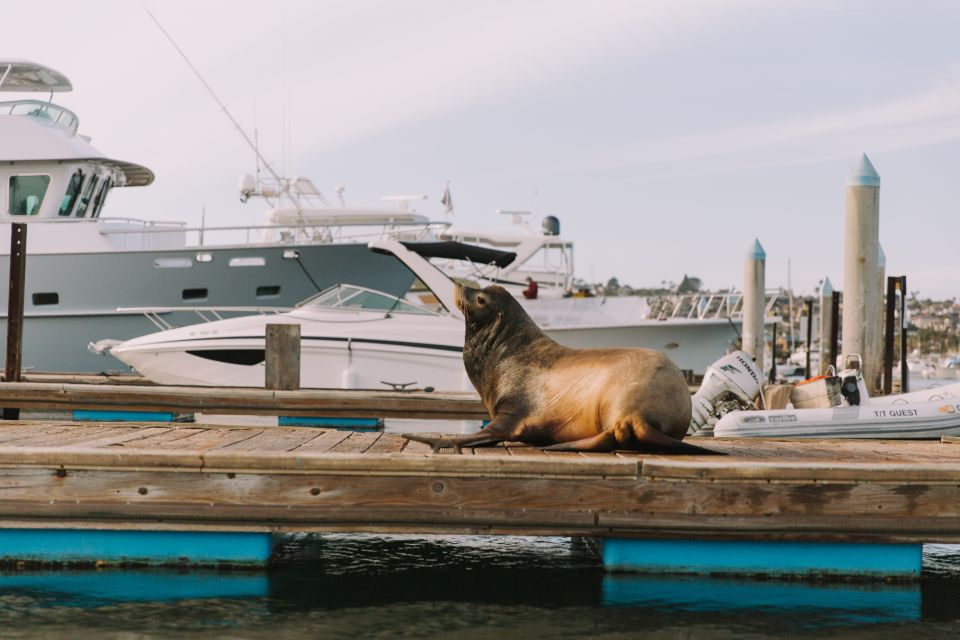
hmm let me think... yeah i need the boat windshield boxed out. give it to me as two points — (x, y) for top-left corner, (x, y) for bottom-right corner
(297, 284), (437, 315)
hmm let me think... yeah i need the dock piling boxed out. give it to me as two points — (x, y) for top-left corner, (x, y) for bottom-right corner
(841, 154), (882, 394)
(742, 239), (766, 373)
(265, 323), (301, 391)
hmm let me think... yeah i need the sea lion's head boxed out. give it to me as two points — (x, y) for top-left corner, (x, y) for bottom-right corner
(455, 283), (512, 328)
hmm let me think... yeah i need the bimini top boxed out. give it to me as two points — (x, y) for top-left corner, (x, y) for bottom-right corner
(0, 61), (72, 92)
(399, 241), (517, 268)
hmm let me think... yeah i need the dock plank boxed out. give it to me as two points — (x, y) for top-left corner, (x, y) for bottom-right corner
(292, 429), (352, 452)
(217, 428), (325, 452)
(329, 432), (383, 454)
(365, 433), (408, 454)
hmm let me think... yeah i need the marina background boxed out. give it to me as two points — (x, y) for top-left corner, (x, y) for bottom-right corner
(4, 0), (960, 299)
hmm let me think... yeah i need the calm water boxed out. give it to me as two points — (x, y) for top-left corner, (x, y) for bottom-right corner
(1, 535), (959, 639)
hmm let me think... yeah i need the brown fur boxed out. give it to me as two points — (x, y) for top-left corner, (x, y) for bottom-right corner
(404, 284), (717, 454)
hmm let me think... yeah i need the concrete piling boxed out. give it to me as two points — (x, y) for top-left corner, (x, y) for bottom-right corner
(841, 154), (881, 389)
(742, 239), (766, 371)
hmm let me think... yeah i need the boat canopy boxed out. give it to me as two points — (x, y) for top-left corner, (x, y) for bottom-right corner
(399, 241), (517, 268)
(0, 61), (72, 92)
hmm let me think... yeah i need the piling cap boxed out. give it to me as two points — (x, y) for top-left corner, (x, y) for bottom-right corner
(845, 153), (881, 187)
(821, 276), (833, 295)
(746, 238), (766, 260)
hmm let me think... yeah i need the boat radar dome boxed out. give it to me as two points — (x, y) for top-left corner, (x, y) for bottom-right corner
(238, 173), (256, 200)
(541, 215), (560, 236)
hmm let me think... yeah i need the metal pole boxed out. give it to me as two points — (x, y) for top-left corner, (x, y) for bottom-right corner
(900, 275), (909, 393)
(830, 291), (841, 373)
(4, 223), (27, 420)
(804, 298), (813, 379)
(883, 276), (897, 395)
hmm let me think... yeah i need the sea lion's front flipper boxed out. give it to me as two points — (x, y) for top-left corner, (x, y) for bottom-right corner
(402, 415), (521, 454)
(540, 431), (618, 452)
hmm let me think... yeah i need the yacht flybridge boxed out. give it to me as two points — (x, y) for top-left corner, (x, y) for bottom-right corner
(0, 60), (441, 372)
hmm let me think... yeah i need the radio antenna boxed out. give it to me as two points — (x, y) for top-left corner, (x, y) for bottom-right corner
(141, 2), (328, 204)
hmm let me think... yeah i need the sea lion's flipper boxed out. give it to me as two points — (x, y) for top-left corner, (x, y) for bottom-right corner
(540, 431), (618, 452)
(402, 432), (507, 454)
(401, 415), (520, 454)
(631, 421), (726, 456)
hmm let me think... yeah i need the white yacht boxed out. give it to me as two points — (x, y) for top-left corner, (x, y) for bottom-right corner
(0, 60), (440, 372)
(106, 240), (747, 387)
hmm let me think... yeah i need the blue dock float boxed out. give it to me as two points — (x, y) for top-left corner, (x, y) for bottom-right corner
(73, 410), (176, 422)
(278, 416), (383, 430)
(0, 529), (274, 567)
(602, 539), (922, 578)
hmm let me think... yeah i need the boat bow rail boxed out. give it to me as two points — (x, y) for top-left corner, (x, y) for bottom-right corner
(116, 306), (292, 331)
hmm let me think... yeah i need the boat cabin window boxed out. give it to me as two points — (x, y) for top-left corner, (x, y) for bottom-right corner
(8, 175), (51, 216)
(58, 170), (84, 216)
(90, 177), (112, 218)
(301, 284), (436, 315)
(74, 176), (99, 217)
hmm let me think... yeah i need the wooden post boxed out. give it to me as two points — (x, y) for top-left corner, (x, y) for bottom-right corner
(3, 223), (27, 420)
(768, 321), (777, 384)
(900, 276), (909, 394)
(743, 239), (766, 375)
(804, 298), (813, 379)
(829, 291), (841, 374)
(883, 276), (897, 395)
(841, 154), (881, 392)
(873, 245), (887, 394)
(818, 277), (834, 375)
(265, 324), (300, 391)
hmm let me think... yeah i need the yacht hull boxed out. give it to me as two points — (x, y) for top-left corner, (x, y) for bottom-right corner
(0, 243), (415, 372)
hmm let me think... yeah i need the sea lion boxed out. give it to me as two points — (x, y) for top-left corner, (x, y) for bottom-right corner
(404, 283), (717, 454)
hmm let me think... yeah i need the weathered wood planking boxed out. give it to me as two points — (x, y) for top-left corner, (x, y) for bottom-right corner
(0, 423), (959, 541)
(0, 382), (487, 419)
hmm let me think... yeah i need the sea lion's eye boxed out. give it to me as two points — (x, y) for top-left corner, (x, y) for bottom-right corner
(477, 296), (486, 305)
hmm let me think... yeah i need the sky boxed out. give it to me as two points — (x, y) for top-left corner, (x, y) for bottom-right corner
(4, 0), (960, 298)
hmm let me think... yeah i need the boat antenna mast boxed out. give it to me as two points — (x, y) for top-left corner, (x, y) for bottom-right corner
(141, 3), (330, 209)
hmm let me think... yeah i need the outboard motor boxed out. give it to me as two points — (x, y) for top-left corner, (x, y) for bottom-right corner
(540, 215), (560, 236)
(689, 351), (764, 434)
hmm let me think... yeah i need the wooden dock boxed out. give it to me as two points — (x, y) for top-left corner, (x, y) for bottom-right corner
(0, 382), (487, 419)
(1, 420), (960, 545)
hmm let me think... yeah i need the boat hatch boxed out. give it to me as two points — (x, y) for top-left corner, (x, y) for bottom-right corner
(298, 284), (437, 315)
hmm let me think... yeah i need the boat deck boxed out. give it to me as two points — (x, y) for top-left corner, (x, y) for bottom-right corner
(2, 421), (960, 542)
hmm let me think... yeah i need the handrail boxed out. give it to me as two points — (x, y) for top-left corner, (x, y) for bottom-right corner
(0, 99), (79, 135)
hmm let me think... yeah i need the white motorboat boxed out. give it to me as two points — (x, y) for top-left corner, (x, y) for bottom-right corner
(688, 351), (960, 439)
(108, 282), (468, 390)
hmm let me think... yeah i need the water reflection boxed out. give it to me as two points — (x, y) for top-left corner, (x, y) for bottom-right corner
(0, 535), (957, 638)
